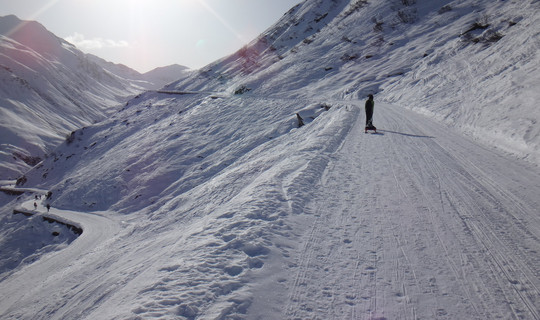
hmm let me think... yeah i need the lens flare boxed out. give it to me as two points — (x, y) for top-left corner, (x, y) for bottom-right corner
(197, 0), (248, 44)
(5, 0), (61, 37)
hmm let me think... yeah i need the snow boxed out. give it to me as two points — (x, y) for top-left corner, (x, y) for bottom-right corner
(1, 0), (540, 319)
(168, 0), (540, 165)
(0, 15), (189, 180)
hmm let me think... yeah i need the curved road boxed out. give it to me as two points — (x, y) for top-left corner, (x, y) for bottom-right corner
(0, 99), (539, 319)
(0, 201), (121, 319)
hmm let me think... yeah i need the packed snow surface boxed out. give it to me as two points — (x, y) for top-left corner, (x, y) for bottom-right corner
(2, 93), (539, 319)
(1, 0), (540, 319)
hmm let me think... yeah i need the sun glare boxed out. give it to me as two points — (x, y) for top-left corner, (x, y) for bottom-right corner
(196, 0), (248, 44)
(5, 0), (62, 37)
(28, 0), (62, 21)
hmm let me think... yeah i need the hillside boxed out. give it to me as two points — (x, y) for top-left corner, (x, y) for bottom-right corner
(1, 0), (539, 319)
(0, 15), (188, 180)
(169, 0), (540, 165)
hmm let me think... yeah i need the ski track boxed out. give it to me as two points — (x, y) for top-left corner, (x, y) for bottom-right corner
(282, 102), (540, 320)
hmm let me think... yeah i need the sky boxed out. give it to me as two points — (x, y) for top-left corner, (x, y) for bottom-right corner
(0, 0), (301, 73)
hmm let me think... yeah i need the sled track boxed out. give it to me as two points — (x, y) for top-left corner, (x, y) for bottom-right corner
(385, 106), (540, 319)
(281, 102), (540, 319)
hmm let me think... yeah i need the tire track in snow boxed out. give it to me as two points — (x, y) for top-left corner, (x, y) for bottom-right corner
(284, 104), (415, 319)
(382, 114), (485, 318)
(439, 165), (540, 319)
(382, 104), (540, 319)
(281, 101), (540, 319)
(390, 107), (540, 319)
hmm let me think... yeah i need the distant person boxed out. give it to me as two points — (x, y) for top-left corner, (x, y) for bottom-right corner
(365, 94), (376, 133)
(46, 204), (51, 212)
(34, 202), (38, 210)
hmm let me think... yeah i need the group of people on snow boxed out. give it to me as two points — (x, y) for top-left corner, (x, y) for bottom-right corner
(33, 194), (51, 212)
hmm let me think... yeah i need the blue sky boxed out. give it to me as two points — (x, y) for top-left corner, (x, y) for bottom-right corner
(0, 0), (301, 72)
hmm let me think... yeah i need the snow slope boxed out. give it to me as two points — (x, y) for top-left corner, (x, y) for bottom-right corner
(86, 53), (190, 90)
(0, 15), (189, 180)
(169, 0), (540, 165)
(142, 64), (191, 87)
(1, 0), (540, 319)
(3, 94), (540, 319)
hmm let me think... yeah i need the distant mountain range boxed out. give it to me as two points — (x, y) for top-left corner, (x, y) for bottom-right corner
(0, 15), (189, 179)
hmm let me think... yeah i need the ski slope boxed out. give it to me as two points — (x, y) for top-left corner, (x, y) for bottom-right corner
(1, 96), (539, 319)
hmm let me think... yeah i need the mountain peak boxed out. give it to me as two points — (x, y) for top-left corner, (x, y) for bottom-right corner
(0, 14), (68, 57)
(0, 14), (22, 27)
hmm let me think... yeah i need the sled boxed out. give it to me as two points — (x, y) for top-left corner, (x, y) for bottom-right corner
(365, 125), (377, 133)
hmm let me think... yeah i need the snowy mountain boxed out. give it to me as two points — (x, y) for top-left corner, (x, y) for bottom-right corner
(142, 64), (191, 87)
(169, 0), (540, 164)
(86, 53), (190, 90)
(1, 1), (540, 319)
(0, 15), (188, 180)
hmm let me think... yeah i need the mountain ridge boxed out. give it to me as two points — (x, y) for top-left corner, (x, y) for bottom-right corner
(0, 15), (189, 179)
(167, 0), (539, 164)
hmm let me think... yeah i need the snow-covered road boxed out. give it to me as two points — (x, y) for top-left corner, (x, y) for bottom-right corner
(0, 202), (121, 319)
(1, 99), (539, 320)
(277, 102), (540, 319)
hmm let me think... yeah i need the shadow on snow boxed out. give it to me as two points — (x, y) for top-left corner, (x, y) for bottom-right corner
(378, 130), (434, 139)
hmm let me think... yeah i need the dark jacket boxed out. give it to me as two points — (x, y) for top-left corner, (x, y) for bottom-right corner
(365, 98), (374, 126)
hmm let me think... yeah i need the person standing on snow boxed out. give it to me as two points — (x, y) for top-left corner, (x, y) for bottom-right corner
(365, 94), (376, 133)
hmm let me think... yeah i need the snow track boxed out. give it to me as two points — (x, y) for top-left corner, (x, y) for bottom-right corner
(282, 102), (540, 320)
(0, 99), (538, 319)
